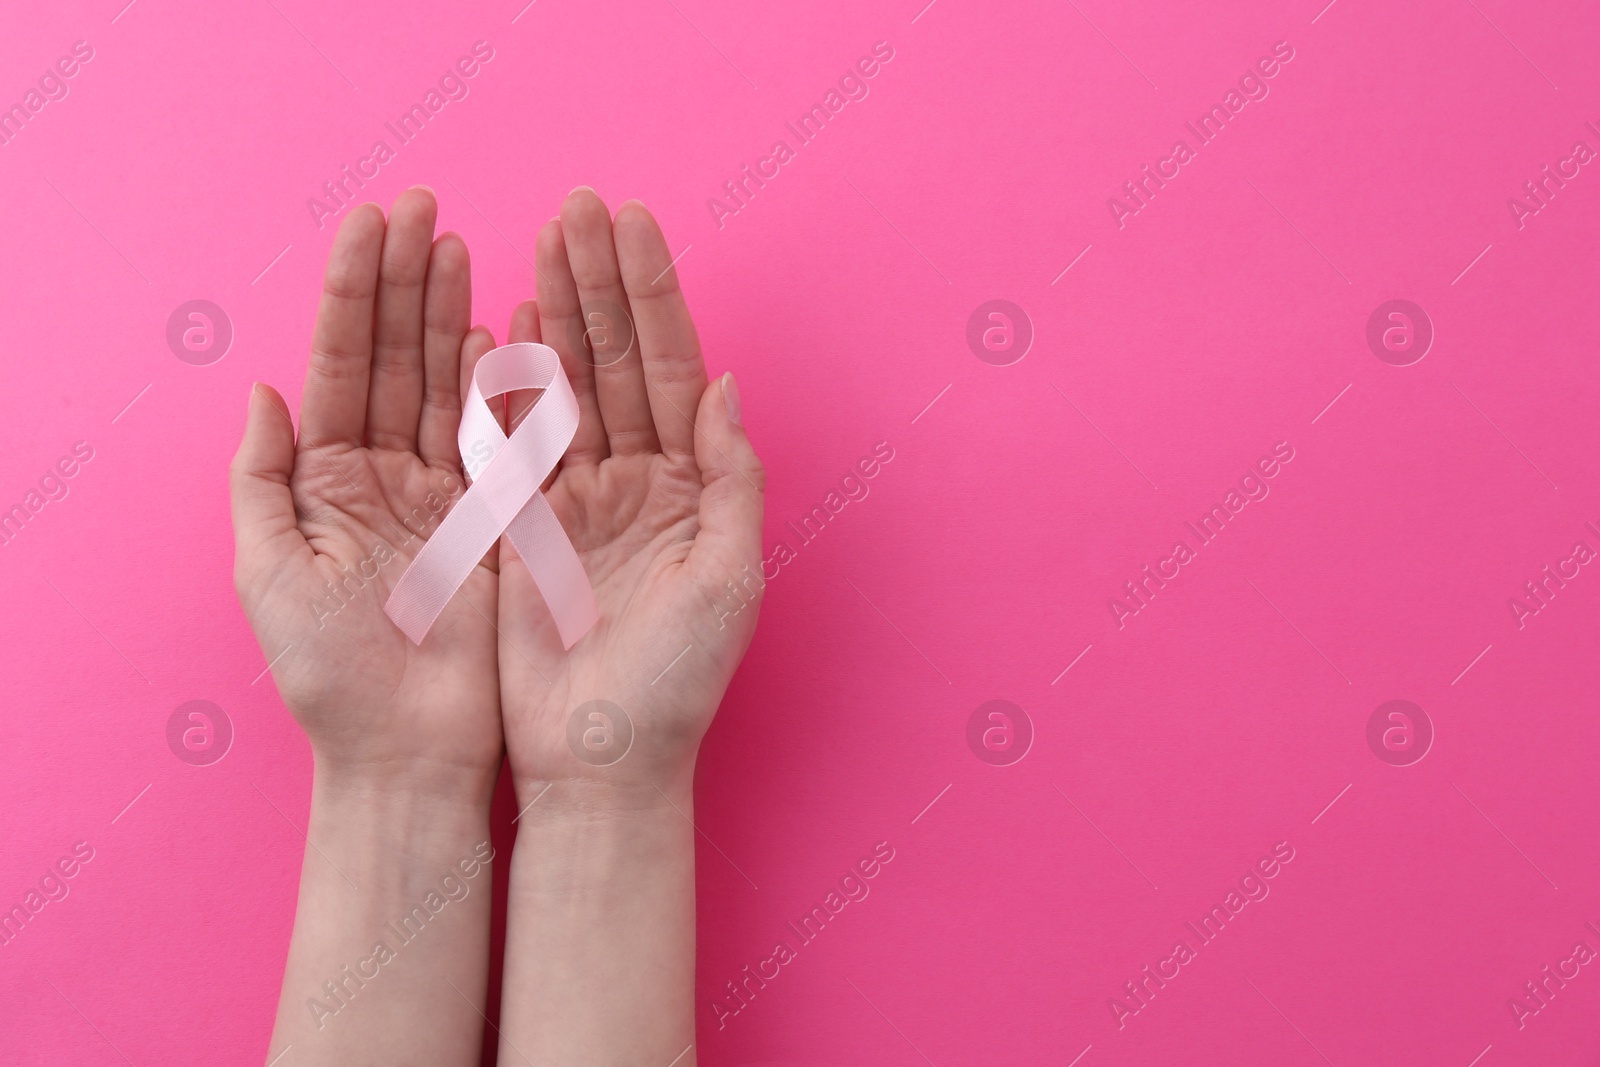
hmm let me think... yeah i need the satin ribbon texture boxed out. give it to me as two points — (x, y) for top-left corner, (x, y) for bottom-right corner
(383, 342), (598, 649)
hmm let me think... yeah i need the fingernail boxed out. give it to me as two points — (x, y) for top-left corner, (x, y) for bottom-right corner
(722, 372), (742, 426)
(410, 184), (435, 195)
(570, 185), (594, 196)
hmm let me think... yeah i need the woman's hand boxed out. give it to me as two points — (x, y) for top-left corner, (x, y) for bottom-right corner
(235, 188), (508, 1067)
(489, 188), (763, 1067)
(230, 187), (503, 796)
(488, 188), (765, 807)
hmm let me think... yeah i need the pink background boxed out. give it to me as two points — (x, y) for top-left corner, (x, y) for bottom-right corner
(3, 0), (1599, 1063)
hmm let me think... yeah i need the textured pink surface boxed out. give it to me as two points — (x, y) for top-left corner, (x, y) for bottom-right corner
(2, 1), (1598, 1064)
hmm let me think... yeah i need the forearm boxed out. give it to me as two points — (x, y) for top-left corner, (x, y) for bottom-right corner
(498, 767), (699, 1067)
(266, 761), (498, 1067)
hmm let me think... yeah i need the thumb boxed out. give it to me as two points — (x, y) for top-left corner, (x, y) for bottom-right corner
(688, 372), (764, 587)
(229, 383), (302, 586)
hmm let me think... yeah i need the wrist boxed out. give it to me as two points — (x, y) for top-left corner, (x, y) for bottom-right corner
(273, 753), (498, 1067)
(497, 768), (699, 1067)
(311, 749), (499, 816)
(506, 775), (697, 906)
(509, 758), (695, 822)
(506, 768), (697, 891)
(303, 767), (496, 903)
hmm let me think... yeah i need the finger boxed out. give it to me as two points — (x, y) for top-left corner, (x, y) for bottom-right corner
(535, 218), (607, 465)
(418, 231), (472, 471)
(457, 325), (502, 575)
(299, 204), (386, 449)
(230, 383), (307, 589)
(614, 200), (706, 463)
(505, 298), (542, 433)
(459, 325), (504, 435)
(366, 186), (438, 452)
(560, 187), (659, 456)
(686, 373), (764, 590)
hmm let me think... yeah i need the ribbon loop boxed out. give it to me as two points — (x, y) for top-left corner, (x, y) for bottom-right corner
(384, 342), (598, 649)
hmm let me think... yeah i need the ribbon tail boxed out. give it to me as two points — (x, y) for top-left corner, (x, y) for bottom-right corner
(506, 494), (598, 649)
(382, 479), (507, 646)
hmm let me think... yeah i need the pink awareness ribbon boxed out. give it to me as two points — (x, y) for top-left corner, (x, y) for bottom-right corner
(383, 342), (598, 649)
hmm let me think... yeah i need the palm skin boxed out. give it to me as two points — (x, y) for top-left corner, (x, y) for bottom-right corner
(231, 189), (503, 786)
(498, 446), (754, 789)
(488, 189), (765, 799)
